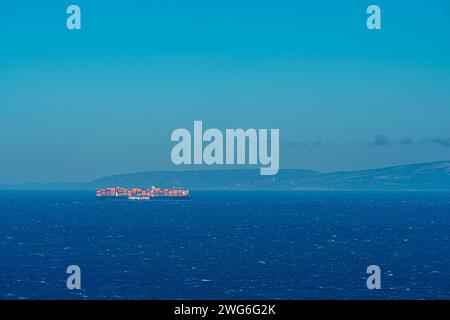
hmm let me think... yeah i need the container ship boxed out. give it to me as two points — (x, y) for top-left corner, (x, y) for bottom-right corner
(96, 186), (190, 201)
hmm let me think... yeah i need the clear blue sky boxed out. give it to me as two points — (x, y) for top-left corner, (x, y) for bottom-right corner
(1, 0), (450, 183)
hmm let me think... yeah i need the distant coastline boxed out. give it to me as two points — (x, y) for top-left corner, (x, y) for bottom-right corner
(1, 160), (450, 191)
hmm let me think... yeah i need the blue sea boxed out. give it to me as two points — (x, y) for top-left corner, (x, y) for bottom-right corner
(0, 190), (449, 300)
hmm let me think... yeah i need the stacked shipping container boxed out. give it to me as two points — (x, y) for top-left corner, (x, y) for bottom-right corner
(96, 186), (190, 199)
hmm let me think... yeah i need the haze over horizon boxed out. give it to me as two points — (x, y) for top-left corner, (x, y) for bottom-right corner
(1, 1), (450, 184)
(0, 159), (449, 186)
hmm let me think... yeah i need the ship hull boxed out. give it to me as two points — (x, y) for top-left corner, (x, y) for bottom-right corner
(96, 195), (191, 201)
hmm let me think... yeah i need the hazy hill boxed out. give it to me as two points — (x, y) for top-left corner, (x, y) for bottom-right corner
(85, 161), (450, 191)
(1, 161), (450, 191)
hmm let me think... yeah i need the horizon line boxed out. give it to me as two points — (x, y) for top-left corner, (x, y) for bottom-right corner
(1, 159), (449, 187)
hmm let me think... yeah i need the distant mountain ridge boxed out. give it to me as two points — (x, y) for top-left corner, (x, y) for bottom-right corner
(2, 161), (450, 191)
